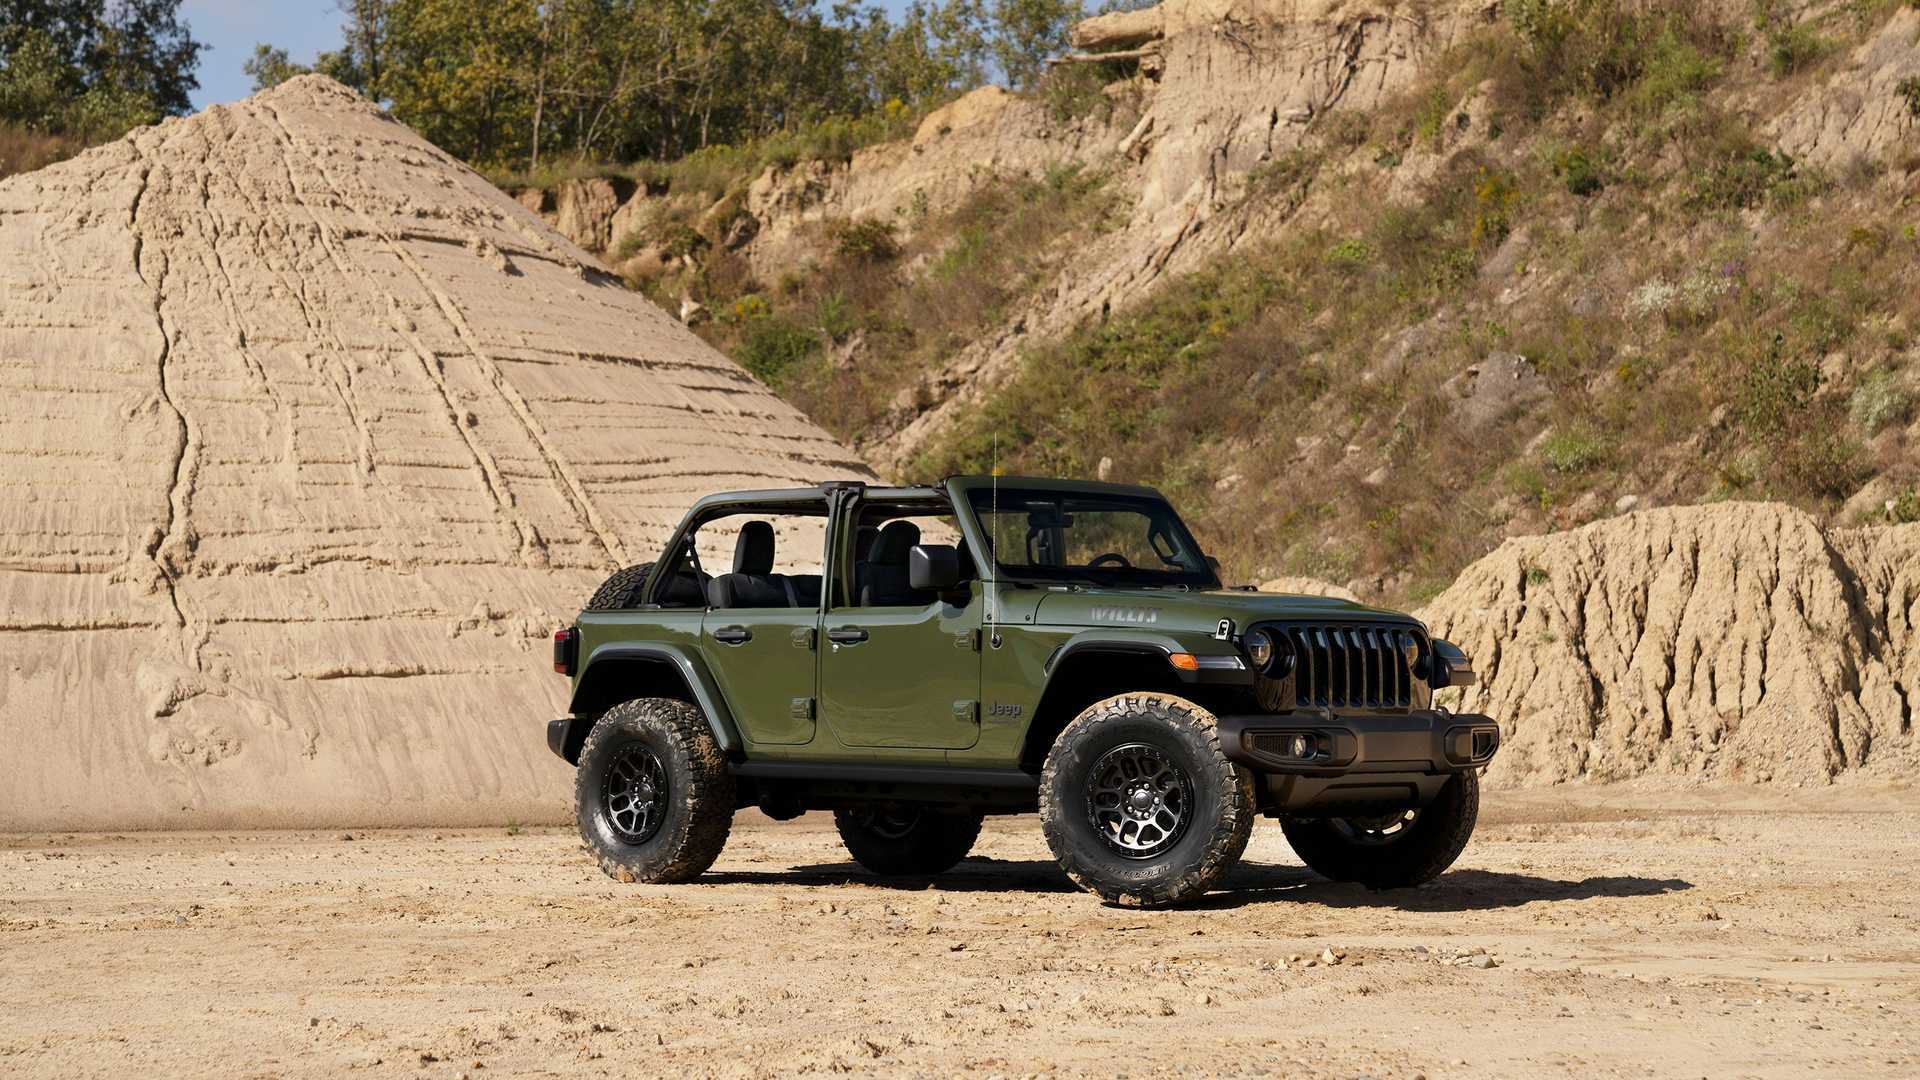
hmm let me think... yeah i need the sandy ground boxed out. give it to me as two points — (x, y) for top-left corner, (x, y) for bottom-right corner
(3, 785), (1918, 1079)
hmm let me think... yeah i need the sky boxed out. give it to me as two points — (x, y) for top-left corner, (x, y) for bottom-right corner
(184, 1), (924, 110)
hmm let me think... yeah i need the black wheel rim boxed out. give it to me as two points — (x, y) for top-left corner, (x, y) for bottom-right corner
(1331, 808), (1418, 846)
(602, 743), (668, 844)
(1085, 743), (1193, 859)
(859, 806), (921, 840)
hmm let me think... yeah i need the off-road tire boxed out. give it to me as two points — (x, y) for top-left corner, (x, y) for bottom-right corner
(584, 562), (653, 610)
(576, 698), (734, 884)
(1039, 693), (1256, 907)
(1281, 769), (1479, 889)
(834, 807), (984, 876)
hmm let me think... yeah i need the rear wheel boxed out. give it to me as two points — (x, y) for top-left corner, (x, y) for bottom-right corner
(1039, 693), (1256, 907)
(834, 806), (983, 876)
(1281, 770), (1480, 888)
(576, 698), (734, 884)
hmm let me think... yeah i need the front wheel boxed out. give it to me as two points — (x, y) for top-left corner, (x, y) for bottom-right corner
(834, 806), (983, 876)
(1281, 769), (1480, 888)
(576, 698), (735, 884)
(1039, 693), (1256, 907)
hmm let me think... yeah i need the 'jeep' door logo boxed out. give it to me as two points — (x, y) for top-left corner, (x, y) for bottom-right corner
(1091, 606), (1158, 624)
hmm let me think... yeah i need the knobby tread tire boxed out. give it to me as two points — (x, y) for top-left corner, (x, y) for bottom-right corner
(1281, 769), (1480, 889)
(833, 809), (984, 876)
(1039, 693), (1256, 908)
(576, 697), (734, 884)
(584, 562), (653, 611)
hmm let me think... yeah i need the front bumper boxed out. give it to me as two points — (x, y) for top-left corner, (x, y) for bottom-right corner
(1216, 709), (1499, 815)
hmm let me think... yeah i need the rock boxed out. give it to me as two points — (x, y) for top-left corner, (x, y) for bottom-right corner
(1440, 351), (1548, 433)
(1470, 955), (1498, 969)
(1420, 503), (1920, 785)
(550, 177), (622, 252)
(679, 294), (707, 325)
(1319, 948), (1340, 966)
(1257, 578), (1360, 602)
(1097, 456), (1114, 481)
(1615, 494), (1641, 514)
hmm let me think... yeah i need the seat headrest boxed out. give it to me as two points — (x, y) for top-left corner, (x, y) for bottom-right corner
(734, 520), (775, 575)
(853, 525), (880, 563)
(869, 521), (920, 566)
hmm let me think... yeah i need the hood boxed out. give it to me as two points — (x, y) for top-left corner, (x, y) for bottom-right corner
(1029, 587), (1421, 637)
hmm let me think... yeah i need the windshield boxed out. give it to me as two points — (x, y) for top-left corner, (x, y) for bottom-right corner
(965, 488), (1218, 588)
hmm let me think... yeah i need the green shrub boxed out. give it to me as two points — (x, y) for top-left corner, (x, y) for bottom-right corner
(1551, 144), (1606, 195)
(1325, 238), (1375, 271)
(1688, 147), (1805, 210)
(1850, 370), (1913, 433)
(1738, 343), (1821, 433)
(1899, 76), (1920, 118)
(832, 218), (900, 263)
(735, 317), (818, 383)
(1540, 426), (1609, 473)
(658, 223), (709, 261)
(1887, 488), (1920, 524)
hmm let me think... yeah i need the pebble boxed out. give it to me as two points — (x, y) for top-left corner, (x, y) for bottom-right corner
(1470, 955), (1498, 969)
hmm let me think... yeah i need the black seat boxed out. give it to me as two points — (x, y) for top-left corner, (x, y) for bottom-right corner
(859, 521), (932, 606)
(708, 521), (791, 608)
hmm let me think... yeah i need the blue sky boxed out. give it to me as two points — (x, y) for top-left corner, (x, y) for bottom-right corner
(184, 1), (924, 110)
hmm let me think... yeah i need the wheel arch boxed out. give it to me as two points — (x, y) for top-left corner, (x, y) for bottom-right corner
(1018, 635), (1194, 772)
(564, 644), (744, 761)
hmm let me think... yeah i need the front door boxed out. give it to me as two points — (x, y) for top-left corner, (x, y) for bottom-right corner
(818, 506), (982, 750)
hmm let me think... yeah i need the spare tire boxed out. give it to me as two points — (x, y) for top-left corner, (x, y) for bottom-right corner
(584, 562), (654, 610)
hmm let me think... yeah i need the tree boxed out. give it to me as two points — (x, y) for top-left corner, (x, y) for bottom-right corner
(0, 0), (202, 140)
(244, 44), (308, 92)
(986, 0), (1081, 90)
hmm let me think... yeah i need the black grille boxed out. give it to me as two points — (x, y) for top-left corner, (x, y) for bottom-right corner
(1274, 624), (1418, 711)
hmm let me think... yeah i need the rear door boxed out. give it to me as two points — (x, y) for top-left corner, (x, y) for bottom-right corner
(818, 502), (982, 750)
(697, 507), (827, 746)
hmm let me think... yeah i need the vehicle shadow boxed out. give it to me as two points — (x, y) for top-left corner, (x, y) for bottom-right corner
(1198, 863), (1694, 912)
(701, 858), (1692, 909)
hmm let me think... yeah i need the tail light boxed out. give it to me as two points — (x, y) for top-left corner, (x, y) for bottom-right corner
(553, 627), (579, 676)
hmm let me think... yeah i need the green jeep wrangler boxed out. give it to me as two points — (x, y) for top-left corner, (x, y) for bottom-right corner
(547, 476), (1497, 907)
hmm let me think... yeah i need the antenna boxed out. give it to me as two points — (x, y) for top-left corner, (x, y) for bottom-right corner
(989, 434), (1002, 649)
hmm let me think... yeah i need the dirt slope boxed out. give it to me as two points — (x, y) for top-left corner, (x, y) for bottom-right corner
(1421, 503), (1920, 786)
(0, 76), (868, 832)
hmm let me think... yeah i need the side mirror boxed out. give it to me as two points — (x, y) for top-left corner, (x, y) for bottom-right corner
(909, 544), (960, 591)
(1205, 556), (1222, 575)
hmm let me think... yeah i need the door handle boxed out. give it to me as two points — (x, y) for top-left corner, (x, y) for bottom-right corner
(825, 627), (869, 645)
(712, 626), (751, 646)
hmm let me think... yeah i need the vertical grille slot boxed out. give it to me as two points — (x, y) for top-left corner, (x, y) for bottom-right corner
(1269, 622), (1419, 712)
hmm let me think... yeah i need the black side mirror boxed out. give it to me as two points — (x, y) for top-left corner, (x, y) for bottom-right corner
(909, 544), (960, 590)
(1206, 556), (1222, 574)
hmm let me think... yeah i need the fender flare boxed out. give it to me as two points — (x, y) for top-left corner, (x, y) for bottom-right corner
(1041, 628), (1250, 686)
(569, 643), (745, 756)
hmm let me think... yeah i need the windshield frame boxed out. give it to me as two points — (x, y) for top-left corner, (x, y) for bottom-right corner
(960, 485), (1220, 590)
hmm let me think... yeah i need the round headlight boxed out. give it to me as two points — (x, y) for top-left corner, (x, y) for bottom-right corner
(1245, 629), (1274, 671)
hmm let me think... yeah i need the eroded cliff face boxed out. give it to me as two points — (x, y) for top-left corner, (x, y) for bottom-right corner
(0, 76), (868, 830)
(1420, 504), (1920, 786)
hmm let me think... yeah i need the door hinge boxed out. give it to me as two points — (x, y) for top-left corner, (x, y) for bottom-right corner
(954, 628), (980, 651)
(790, 697), (815, 721)
(952, 699), (978, 724)
(791, 626), (815, 650)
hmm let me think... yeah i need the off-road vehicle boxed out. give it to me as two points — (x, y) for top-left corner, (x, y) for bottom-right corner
(547, 476), (1497, 906)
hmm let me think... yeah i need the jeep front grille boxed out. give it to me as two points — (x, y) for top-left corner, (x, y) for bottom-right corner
(1274, 624), (1419, 711)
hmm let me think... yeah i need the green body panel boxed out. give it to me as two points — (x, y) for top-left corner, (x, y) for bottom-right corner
(819, 583), (984, 750)
(702, 608), (819, 746)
